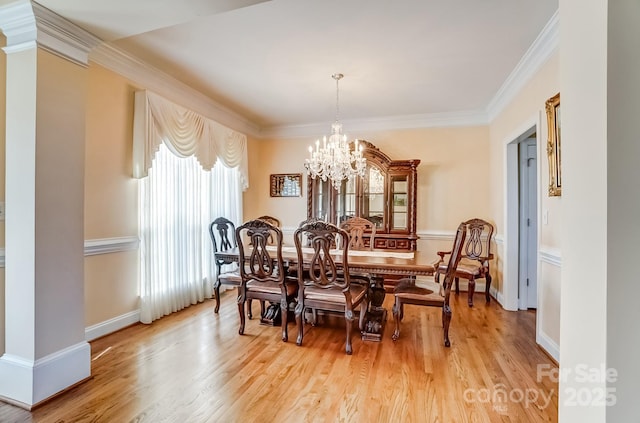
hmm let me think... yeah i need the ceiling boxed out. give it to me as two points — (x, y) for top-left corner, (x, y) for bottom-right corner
(35, 0), (558, 133)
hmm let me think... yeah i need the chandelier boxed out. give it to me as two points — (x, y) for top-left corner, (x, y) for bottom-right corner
(304, 73), (366, 190)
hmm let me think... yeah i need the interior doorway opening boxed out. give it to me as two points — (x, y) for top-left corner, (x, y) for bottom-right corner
(505, 124), (539, 312)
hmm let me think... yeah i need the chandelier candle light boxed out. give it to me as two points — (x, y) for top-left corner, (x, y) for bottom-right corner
(305, 73), (366, 190)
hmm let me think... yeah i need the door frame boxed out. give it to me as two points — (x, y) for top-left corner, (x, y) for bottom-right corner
(503, 115), (541, 312)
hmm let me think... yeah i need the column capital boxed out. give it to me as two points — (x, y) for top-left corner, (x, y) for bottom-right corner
(0, 0), (37, 52)
(0, 0), (102, 66)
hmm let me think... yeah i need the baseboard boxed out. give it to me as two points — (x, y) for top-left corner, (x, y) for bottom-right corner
(490, 286), (506, 307)
(85, 310), (141, 341)
(536, 329), (560, 363)
(0, 342), (91, 406)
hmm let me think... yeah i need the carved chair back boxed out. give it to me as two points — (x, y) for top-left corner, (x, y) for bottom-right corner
(209, 217), (237, 269)
(294, 221), (350, 290)
(236, 219), (285, 285)
(340, 216), (376, 250)
(256, 215), (281, 244)
(462, 218), (494, 263)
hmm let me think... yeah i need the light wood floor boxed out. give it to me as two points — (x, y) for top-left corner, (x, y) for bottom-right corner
(1, 290), (558, 422)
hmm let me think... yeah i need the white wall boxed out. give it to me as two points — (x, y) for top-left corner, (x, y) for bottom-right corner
(605, 1), (640, 420)
(559, 0), (608, 421)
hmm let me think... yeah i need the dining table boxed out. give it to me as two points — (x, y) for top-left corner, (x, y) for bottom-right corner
(214, 245), (438, 341)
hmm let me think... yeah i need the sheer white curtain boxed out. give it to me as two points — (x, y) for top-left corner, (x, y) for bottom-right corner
(138, 144), (243, 324)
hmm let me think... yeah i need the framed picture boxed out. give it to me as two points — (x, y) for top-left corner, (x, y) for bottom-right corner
(545, 92), (561, 196)
(270, 173), (302, 197)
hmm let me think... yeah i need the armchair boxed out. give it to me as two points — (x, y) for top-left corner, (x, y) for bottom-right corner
(435, 218), (494, 307)
(392, 222), (467, 346)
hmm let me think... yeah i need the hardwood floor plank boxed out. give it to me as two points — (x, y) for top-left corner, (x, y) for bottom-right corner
(0, 290), (558, 422)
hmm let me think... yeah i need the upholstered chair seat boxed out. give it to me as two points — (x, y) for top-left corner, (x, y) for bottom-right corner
(246, 279), (298, 296)
(302, 284), (367, 304)
(437, 258), (483, 278)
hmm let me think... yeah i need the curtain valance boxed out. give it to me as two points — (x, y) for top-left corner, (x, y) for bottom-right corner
(133, 90), (249, 190)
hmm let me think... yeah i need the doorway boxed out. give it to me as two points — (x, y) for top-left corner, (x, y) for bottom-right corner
(518, 136), (538, 309)
(505, 123), (538, 312)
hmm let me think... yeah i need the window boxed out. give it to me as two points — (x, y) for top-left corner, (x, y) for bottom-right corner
(138, 144), (242, 323)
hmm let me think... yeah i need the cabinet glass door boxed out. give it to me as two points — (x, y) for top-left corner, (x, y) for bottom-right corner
(336, 176), (357, 225)
(311, 177), (331, 222)
(362, 165), (385, 229)
(391, 176), (408, 231)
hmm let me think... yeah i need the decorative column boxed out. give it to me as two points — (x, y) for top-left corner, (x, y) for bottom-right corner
(0, 1), (100, 408)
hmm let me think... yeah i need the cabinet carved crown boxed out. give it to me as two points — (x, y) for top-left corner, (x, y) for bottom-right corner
(306, 140), (420, 250)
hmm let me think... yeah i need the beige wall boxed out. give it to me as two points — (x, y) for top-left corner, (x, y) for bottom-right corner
(84, 63), (140, 326)
(244, 127), (491, 240)
(490, 52), (561, 248)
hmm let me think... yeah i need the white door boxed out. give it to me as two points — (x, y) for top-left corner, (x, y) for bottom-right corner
(518, 138), (538, 309)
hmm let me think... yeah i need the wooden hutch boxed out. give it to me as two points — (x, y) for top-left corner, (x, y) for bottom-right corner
(306, 141), (420, 251)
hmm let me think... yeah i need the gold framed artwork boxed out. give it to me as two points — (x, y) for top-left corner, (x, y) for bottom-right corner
(545, 92), (561, 196)
(270, 173), (302, 197)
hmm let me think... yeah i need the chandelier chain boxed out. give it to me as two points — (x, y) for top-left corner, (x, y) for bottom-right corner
(304, 73), (366, 190)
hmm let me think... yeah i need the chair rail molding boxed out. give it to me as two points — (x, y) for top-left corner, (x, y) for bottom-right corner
(0, 238), (138, 268)
(84, 236), (140, 256)
(539, 246), (562, 267)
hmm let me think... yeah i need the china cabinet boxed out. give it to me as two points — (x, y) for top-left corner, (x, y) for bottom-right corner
(306, 141), (420, 250)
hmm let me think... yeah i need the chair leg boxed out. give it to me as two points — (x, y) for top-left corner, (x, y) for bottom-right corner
(237, 292), (246, 335)
(295, 302), (304, 346)
(468, 278), (476, 307)
(485, 274), (492, 303)
(443, 304), (452, 347)
(392, 298), (401, 341)
(280, 298), (289, 342)
(213, 280), (221, 313)
(345, 308), (354, 355)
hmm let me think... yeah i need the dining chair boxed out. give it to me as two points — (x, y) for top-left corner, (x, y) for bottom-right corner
(236, 218), (298, 341)
(293, 220), (369, 355)
(340, 216), (376, 250)
(391, 222), (467, 347)
(434, 218), (494, 307)
(209, 217), (242, 314)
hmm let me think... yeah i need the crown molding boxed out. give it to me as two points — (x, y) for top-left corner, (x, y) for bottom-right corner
(262, 109), (489, 139)
(486, 10), (559, 122)
(32, 1), (102, 67)
(0, 1), (101, 65)
(90, 43), (261, 137)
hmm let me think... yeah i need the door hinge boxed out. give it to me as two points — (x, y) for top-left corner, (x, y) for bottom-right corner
(527, 218), (530, 227)
(526, 278), (529, 287)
